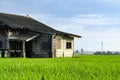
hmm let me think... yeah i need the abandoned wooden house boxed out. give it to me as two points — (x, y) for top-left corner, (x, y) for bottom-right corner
(0, 13), (81, 58)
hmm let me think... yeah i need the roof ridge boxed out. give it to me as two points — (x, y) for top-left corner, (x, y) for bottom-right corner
(0, 12), (32, 19)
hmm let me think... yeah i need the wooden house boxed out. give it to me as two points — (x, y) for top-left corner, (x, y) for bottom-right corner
(0, 13), (81, 58)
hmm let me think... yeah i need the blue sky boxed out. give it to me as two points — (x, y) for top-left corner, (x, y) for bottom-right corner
(1, 0), (120, 51)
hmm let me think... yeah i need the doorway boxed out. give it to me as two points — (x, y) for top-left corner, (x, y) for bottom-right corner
(25, 41), (33, 58)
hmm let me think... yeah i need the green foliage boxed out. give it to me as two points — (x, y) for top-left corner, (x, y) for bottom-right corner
(94, 51), (120, 55)
(1, 55), (120, 80)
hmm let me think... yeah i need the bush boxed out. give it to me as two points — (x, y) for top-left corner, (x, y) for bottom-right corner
(94, 51), (120, 55)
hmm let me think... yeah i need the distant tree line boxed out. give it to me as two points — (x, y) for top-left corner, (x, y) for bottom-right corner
(75, 48), (84, 54)
(94, 51), (120, 55)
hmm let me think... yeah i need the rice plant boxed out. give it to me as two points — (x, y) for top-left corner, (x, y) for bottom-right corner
(0, 55), (120, 80)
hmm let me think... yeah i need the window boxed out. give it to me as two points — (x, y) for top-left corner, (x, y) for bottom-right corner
(66, 42), (72, 49)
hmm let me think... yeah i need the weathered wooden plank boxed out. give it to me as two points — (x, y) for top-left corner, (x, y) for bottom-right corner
(22, 41), (26, 58)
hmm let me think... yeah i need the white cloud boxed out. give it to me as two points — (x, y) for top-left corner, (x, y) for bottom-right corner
(75, 14), (102, 18)
(101, 0), (120, 3)
(75, 26), (120, 51)
(31, 14), (120, 29)
(72, 15), (120, 26)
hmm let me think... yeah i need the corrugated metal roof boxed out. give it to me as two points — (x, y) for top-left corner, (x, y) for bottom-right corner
(0, 13), (81, 38)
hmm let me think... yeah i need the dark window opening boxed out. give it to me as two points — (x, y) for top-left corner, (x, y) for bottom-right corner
(0, 41), (2, 49)
(66, 42), (72, 49)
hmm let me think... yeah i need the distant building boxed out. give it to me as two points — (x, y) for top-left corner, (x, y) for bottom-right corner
(0, 13), (81, 58)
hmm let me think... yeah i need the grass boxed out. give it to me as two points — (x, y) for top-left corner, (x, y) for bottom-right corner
(1, 55), (120, 80)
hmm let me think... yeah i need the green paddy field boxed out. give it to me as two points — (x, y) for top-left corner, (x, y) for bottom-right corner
(0, 55), (120, 80)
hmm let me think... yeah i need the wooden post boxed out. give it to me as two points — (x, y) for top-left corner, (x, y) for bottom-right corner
(52, 35), (56, 58)
(63, 38), (65, 58)
(5, 29), (10, 58)
(72, 38), (74, 57)
(22, 41), (26, 58)
(7, 38), (10, 58)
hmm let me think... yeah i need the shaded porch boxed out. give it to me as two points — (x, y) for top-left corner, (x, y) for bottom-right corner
(8, 40), (33, 58)
(7, 31), (39, 58)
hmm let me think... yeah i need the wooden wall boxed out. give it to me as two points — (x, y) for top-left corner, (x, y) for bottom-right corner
(0, 30), (8, 50)
(32, 34), (52, 57)
(0, 27), (74, 58)
(52, 35), (74, 57)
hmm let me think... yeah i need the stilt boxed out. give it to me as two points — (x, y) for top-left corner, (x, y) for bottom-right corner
(7, 38), (10, 58)
(1, 49), (5, 58)
(22, 41), (26, 58)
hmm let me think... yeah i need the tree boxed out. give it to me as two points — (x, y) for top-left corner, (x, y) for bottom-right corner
(75, 49), (79, 53)
(81, 48), (84, 54)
